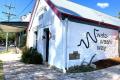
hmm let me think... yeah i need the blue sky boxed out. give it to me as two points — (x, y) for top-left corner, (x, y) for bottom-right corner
(0, 0), (35, 21)
(70, 0), (120, 17)
(0, 0), (119, 21)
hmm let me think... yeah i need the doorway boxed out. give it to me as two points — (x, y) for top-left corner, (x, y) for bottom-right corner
(43, 28), (49, 62)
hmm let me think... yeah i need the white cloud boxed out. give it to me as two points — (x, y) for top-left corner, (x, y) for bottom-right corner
(97, 3), (109, 9)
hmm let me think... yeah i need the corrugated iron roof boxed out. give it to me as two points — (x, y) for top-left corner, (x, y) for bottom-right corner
(50, 0), (120, 27)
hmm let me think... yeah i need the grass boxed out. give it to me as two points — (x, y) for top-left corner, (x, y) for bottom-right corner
(0, 48), (14, 79)
(0, 60), (3, 80)
(0, 48), (16, 54)
(0, 50), (11, 54)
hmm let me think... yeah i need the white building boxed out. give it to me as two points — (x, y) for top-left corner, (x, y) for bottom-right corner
(27, 0), (120, 72)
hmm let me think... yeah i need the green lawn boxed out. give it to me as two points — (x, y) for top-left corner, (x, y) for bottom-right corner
(0, 48), (15, 54)
(0, 50), (10, 54)
(0, 60), (3, 80)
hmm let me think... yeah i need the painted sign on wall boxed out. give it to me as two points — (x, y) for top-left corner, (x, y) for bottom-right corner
(77, 28), (114, 52)
(67, 21), (119, 67)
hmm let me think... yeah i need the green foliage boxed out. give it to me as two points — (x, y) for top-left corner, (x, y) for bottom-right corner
(0, 30), (15, 42)
(0, 50), (11, 54)
(67, 54), (97, 73)
(21, 47), (43, 64)
(0, 31), (6, 40)
(0, 60), (3, 80)
(115, 12), (120, 19)
(67, 65), (96, 73)
(117, 12), (120, 19)
(0, 30), (15, 40)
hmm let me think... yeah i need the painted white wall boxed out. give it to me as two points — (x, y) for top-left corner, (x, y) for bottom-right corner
(27, 29), (36, 48)
(37, 27), (44, 56)
(27, 0), (119, 71)
(36, 0), (66, 70)
(27, 0), (45, 48)
(67, 21), (119, 68)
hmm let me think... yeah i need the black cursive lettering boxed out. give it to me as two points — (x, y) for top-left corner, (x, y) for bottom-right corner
(77, 29), (99, 48)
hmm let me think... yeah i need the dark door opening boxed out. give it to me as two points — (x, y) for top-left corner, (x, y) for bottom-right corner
(44, 28), (49, 62)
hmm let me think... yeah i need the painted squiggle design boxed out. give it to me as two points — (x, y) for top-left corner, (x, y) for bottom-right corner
(77, 29), (99, 48)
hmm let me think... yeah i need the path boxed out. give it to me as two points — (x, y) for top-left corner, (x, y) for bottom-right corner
(1, 53), (120, 80)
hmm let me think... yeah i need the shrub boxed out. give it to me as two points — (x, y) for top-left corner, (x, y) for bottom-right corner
(67, 65), (96, 73)
(21, 47), (43, 64)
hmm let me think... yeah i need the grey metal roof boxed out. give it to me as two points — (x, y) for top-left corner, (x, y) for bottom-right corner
(51, 0), (120, 27)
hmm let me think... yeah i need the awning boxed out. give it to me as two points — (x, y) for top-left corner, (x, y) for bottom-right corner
(0, 22), (29, 32)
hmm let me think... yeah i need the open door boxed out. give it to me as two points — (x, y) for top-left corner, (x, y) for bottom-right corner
(43, 28), (49, 62)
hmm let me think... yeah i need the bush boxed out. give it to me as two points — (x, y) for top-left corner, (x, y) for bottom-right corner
(21, 47), (43, 64)
(67, 65), (96, 73)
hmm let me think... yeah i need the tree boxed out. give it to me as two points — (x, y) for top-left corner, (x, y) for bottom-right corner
(0, 30), (16, 45)
(0, 30), (6, 40)
(118, 12), (120, 19)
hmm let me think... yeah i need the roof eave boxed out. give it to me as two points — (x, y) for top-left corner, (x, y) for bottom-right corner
(46, 0), (120, 30)
(61, 13), (119, 30)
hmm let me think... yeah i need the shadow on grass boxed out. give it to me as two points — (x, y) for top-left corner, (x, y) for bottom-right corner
(0, 60), (3, 80)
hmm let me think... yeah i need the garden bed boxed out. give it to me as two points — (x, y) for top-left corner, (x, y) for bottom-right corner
(93, 57), (120, 69)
